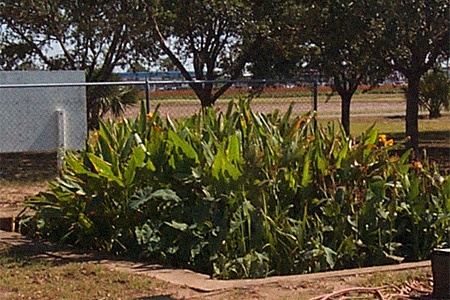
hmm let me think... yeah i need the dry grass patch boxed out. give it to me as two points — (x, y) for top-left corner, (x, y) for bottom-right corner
(0, 245), (173, 300)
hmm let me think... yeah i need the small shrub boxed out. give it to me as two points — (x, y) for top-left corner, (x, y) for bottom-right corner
(87, 72), (140, 129)
(419, 69), (450, 118)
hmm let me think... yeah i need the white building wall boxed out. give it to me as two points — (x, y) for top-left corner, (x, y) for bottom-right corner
(0, 71), (87, 153)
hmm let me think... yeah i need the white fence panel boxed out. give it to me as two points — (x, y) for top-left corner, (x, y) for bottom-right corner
(0, 71), (87, 153)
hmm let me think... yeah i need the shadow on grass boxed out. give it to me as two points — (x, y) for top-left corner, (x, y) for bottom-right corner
(0, 234), (166, 269)
(388, 130), (450, 143)
(388, 130), (450, 170)
(0, 237), (182, 300)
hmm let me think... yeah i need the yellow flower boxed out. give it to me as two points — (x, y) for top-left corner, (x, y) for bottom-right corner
(147, 112), (154, 120)
(385, 139), (394, 146)
(93, 131), (99, 139)
(379, 134), (394, 146)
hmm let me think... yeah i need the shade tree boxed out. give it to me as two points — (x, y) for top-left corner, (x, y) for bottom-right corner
(142, 0), (261, 107)
(298, 0), (389, 135)
(377, 0), (449, 149)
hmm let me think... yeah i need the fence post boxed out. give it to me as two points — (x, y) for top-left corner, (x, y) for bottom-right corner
(145, 77), (150, 114)
(313, 80), (318, 111)
(313, 79), (318, 131)
(56, 109), (65, 173)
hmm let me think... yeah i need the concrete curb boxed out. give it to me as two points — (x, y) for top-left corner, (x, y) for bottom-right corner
(0, 230), (431, 293)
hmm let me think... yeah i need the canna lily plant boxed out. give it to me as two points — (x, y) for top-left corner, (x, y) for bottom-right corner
(24, 98), (450, 279)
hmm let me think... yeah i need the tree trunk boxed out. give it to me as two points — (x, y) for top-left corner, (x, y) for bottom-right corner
(340, 94), (352, 136)
(190, 82), (215, 107)
(405, 74), (421, 150)
(429, 107), (442, 119)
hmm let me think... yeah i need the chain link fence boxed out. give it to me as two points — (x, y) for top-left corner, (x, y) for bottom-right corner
(0, 77), (321, 180)
(0, 71), (87, 179)
(102, 78), (320, 119)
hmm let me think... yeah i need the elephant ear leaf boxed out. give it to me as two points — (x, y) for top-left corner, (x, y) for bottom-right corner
(129, 187), (181, 211)
(150, 189), (181, 202)
(129, 187), (154, 210)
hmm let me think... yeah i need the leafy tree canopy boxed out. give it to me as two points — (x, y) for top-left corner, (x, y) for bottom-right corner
(0, 0), (155, 79)
(142, 0), (259, 106)
(0, 0), (155, 128)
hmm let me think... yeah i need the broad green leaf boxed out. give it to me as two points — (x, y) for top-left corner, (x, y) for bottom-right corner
(124, 154), (137, 188)
(64, 154), (89, 175)
(87, 153), (124, 187)
(40, 206), (62, 219)
(201, 142), (215, 166)
(227, 134), (242, 163)
(211, 147), (226, 180)
(370, 176), (386, 201)
(316, 154), (327, 175)
(400, 149), (413, 164)
(98, 134), (114, 163)
(129, 187), (154, 210)
(443, 176), (450, 211)
(301, 156), (311, 187)
(168, 130), (199, 162)
(323, 246), (337, 268)
(99, 121), (114, 146)
(129, 188), (180, 210)
(336, 141), (349, 169)
(137, 101), (147, 135)
(78, 212), (93, 229)
(212, 142), (242, 181)
(364, 128), (378, 146)
(119, 133), (136, 162)
(150, 189), (181, 202)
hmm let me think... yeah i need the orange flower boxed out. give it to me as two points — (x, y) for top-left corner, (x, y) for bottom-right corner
(292, 119), (302, 131)
(379, 134), (387, 144)
(384, 139), (394, 146)
(153, 124), (162, 133)
(412, 161), (423, 170)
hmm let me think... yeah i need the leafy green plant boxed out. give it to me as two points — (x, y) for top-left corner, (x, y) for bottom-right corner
(87, 72), (140, 129)
(419, 69), (450, 118)
(25, 98), (450, 279)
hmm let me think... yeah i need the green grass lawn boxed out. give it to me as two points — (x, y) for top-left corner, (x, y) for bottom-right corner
(350, 115), (450, 136)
